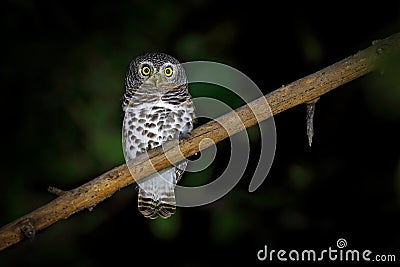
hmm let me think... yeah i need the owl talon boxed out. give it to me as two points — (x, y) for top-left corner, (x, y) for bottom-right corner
(179, 131), (192, 140)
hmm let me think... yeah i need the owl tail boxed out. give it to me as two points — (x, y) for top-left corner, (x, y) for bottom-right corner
(137, 171), (176, 219)
(138, 188), (176, 219)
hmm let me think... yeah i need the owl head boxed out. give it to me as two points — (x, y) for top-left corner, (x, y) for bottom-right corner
(124, 53), (187, 92)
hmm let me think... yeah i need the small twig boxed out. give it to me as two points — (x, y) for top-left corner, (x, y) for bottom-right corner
(47, 186), (67, 196)
(0, 32), (399, 251)
(306, 97), (320, 147)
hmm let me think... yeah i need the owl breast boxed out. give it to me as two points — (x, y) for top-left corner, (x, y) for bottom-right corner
(123, 100), (194, 160)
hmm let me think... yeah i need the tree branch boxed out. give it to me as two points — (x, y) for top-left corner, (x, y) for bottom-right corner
(1, 32), (399, 251)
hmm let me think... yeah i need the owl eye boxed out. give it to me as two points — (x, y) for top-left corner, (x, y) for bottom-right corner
(164, 66), (173, 77)
(140, 65), (151, 76)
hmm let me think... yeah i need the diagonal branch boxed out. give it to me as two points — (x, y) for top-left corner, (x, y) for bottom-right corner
(1, 32), (399, 251)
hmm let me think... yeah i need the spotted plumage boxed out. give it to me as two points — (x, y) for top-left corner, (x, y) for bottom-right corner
(122, 53), (194, 219)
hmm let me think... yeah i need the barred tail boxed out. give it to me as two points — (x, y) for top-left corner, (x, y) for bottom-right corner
(138, 188), (176, 219)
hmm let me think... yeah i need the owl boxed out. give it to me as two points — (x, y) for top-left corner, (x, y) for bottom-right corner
(122, 53), (195, 219)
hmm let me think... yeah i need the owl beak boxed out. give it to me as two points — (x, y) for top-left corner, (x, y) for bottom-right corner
(152, 73), (164, 88)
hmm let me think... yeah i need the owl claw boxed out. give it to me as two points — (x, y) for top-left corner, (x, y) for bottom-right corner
(179, 131), (192, 140)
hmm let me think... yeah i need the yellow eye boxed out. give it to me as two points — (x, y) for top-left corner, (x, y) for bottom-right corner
(164, 66), (173, 77)
(141, 65), (151, 76)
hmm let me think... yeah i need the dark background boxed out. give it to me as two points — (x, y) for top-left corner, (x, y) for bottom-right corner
(1, 1), (399, 265)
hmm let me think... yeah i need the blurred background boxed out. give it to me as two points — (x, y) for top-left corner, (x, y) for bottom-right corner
(1, 1), (399, 265)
